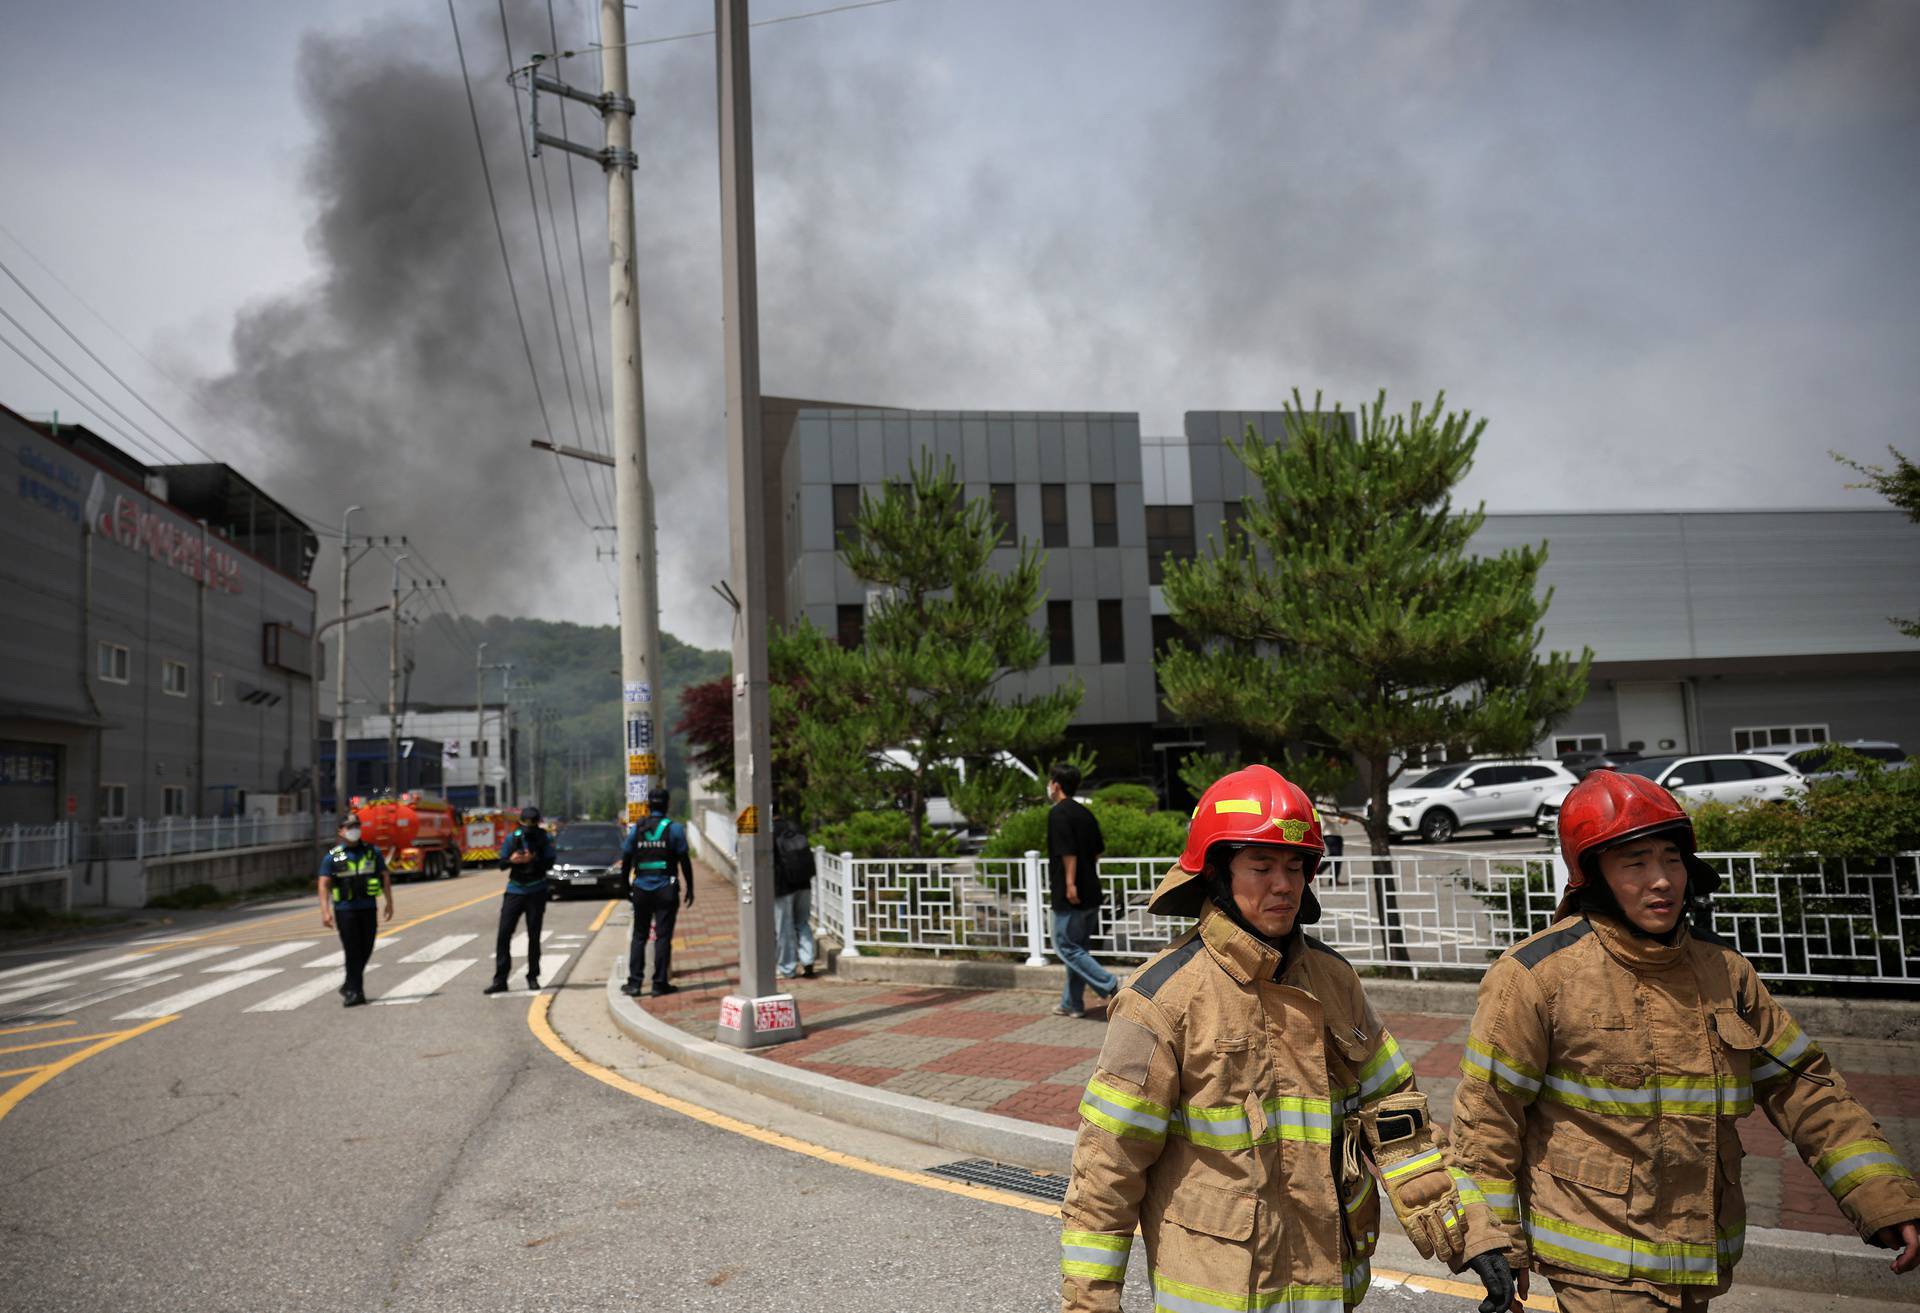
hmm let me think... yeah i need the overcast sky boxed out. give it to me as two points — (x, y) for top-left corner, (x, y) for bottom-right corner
(3, 0), (1916, 651)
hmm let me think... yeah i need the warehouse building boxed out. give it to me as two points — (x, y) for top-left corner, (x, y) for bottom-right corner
(764, 398), (1920, 801)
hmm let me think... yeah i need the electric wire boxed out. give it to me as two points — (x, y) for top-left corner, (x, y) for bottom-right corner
(0, 328), (171, 467)
(446, 0), (593, 534)
(495, 0), (608, 531)
(548, 0), (904, 60)
(0, 310), (185, 467)
(547, 0), (612, 466)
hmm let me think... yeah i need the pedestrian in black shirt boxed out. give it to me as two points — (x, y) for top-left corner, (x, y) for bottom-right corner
(1046, 763), (1117, 1017)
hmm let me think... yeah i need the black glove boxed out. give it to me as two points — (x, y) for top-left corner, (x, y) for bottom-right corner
(1467, 1251), (1515, 1313)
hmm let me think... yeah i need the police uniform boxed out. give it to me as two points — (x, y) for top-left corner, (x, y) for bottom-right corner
(490, 821), (554, 990)
(622, 812), (691, 995)
(320, 840), (387, 1003)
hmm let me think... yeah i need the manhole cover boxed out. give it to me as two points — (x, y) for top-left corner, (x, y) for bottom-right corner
(926, 1158), (1067, 1202)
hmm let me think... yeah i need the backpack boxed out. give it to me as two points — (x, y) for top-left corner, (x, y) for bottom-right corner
(772, 821), (816, 892)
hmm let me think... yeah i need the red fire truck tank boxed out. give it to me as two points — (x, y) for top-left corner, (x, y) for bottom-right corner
(350, 793), (465, 880)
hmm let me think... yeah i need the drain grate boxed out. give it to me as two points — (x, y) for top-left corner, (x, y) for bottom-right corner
(927, 1158), (1068, 1202)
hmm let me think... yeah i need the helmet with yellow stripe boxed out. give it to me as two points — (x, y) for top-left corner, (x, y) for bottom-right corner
(1147, 764), (1326, 919)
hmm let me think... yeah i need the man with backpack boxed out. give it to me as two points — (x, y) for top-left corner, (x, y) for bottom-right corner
(620, 787), (693, 997)
(772, 812), (817, 981)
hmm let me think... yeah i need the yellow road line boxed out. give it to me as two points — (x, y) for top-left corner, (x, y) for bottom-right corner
(0, 1015), (176, 1124)
(0, 1063), (48, 1078)
(0, 1020), (78, 1039)
(526, 994), (1057, 1218)
(587, 899), (620, 933)
(135, 907), (314, 953)
(379, 889), (502, 939)
(0, 1030), (129, 1057)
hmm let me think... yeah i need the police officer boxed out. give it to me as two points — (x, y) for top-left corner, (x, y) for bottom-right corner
(319, 812), (392, 1007)
(484, 807), (554, 995)
(620, 787), (693, 998)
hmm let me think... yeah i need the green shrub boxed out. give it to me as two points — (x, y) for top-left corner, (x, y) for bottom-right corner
(1689, 754), (1920, 860)
(812, 810), (958, 859)
(981, 802), (1188, 860)
(1091, 782), (1158, 812)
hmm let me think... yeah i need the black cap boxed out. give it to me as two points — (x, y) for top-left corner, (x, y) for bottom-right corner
(520, 806), (542, 823)
(647, 787), (670, 811)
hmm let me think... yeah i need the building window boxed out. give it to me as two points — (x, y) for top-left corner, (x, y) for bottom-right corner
(1041, 484), (1069, 548)
(1091, 483), (1118, 547)
(162, 785), (188, 817)
(99, 783), (127, 820)
(1144, 505), (1195, 585)
(1732, 724), (1829, 753)
(1553, 734), (1606, 755)
(1152, 616), (1184, 699)
(836, 604), (865, 649)
(96, 642), (129, 684)
(1098, 600), (1125, 664)
(1047, 601), (1075, 665)
(832, 484), (862, 547)
(162, 660), (189, 698)
(212, 673), (223, 705)
(990, 484), (1017, 547)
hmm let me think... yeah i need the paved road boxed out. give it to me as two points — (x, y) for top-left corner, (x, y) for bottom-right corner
(0, 874), (1910, 1312)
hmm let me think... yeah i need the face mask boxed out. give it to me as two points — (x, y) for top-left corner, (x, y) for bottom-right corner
(342, 826), (362, 842)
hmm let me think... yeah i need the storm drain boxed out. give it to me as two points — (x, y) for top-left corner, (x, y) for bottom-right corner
(927, 1158), (1068, 1203)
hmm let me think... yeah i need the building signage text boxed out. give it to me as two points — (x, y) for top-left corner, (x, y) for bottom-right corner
(97, 490), (244, 594)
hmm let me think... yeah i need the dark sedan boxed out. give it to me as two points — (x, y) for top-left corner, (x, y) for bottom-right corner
(547, 822), (626, 899)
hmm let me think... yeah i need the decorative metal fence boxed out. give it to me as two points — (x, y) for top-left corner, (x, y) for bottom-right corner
(812, 849), (1920, 987)
(1, 824), (74, 877)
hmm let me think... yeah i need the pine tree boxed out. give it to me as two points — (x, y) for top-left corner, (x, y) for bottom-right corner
(1158, 390), (1592, 860)
(1834, 447), (1920, 638)
(833, 455), (1081, 855)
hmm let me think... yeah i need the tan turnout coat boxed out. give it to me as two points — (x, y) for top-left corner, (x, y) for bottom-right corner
(1449, 911), (1920, 1306)
(1059, 903), (1420, 1313)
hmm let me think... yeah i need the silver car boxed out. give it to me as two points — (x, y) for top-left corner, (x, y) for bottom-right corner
(1387, 759), (1581, 843)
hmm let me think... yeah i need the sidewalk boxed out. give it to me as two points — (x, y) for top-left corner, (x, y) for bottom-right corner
(630, 863), (1920, 1241)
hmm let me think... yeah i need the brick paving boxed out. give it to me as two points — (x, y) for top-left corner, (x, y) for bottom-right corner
(629, 863), (1920, 1237)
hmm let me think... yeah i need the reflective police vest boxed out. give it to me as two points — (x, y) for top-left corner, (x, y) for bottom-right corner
(628, 818), (673, 882)
(328, 846), (383, 903)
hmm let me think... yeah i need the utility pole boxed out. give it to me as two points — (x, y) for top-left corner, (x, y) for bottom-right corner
(333, 506), (368, 817)
(386, 553), (410, 793)
(475, 641), (489, 807)
(515, 2), (663, 842)
(713, 0), (797, 1048)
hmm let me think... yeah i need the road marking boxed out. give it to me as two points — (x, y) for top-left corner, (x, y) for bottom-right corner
(302, 936), (404, 969)
(115, 969), (283, 1020)
(0, 954), (147, 1003)
(132, 907), (314, 953)
(105, 947), (237, 979)
(14, 976), (183, 1019)
(508, 930), (554, 957)
(373, 958), (478, 1005)
(0, 1030), (131, 1057)
(398, 934), (478, 964)
(0, 1015), (176, 1123)
(486, 954), (571, 997)
(0, 1063), (49, 1078)
(206, 942), (314, 972)
(247, 967), (381, 1013)
(587, 899), (620, 932)
(380, 890), (501, 938)
(0, 1020), (77, 1039)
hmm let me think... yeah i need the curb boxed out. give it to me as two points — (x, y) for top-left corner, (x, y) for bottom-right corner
(603, 971), (1075, 1173)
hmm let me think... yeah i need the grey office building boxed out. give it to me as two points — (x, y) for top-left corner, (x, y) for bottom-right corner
(0, 404), (319, 827)
(766, 398), (1920, 801)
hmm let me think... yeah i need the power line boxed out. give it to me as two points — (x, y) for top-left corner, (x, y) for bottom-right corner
(549, 0), (904, 59)
(445, 0), (592, 536)
(0, 309), (184, 466)
(0, 252), (223, 466)
(0, 327), (175, 467)
(548, 0), (612, 463)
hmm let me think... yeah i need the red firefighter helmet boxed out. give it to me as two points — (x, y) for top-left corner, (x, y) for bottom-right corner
(1555, 768), (1721, 918)
(1148, 764), (1326, 919)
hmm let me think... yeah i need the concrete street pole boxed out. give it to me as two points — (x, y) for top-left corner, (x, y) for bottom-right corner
(475, 641), (489, 807)
(714, 0), (798, 1048)
(599, 0), (664, 837)
(386, 554), (409, 794)
(333, 505), (361, 817)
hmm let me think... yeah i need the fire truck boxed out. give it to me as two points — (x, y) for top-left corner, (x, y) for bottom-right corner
(349, 792), (465, 881)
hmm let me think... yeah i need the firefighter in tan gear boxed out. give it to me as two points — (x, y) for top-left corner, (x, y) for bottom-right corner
(1059, 765), (1516, 1313)
(1449, 768), (1920, 1312)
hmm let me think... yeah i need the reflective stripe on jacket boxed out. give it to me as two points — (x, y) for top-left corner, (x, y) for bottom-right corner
(325, 846), (382, 904)
(1448, 912), (1920, 1307)
(1059, 902), (1419, 1313)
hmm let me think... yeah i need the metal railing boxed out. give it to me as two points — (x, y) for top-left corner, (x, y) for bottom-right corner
(1, 815), (320, 870)
(809, 849), (1920, 987)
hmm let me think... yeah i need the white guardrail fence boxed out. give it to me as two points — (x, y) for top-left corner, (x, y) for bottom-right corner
(807, 848), (1920, 987)
(1, 815), (319, 875)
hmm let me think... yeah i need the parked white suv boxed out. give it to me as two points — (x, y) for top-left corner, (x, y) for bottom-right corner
(1388, 759), (1581, 843)
(1614, 754), (1803, 804)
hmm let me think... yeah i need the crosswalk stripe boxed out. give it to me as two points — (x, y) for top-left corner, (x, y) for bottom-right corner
(106, 948), (236, 980)
(302, 936), (403, 969)
(245, 967), (380, 1013)
(115, 969), (284, 1020)
(508, 930), (555, 957)
(10, 976), (184, 1020)
(207, 943), (314, 972)
(0, 953), (147, 999)
(487, 953), (572, 997)
(398, 934), (478, 964)
(374, 958), (478, 1005)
